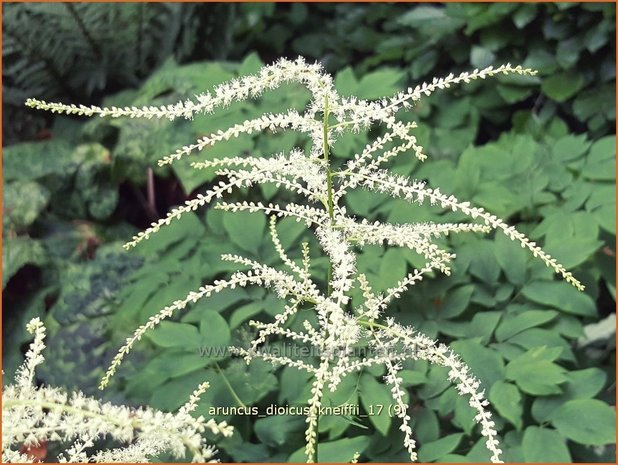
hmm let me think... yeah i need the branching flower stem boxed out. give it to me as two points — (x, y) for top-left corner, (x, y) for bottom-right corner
(26, 57), (580, 464)
(313, 91), (333, 464)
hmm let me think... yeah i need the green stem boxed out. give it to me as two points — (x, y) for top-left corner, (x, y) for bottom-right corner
(215, 362), (247, 409)
(323, 94), (334, 301)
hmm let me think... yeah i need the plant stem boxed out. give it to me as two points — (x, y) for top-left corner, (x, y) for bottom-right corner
(215, 362), (247, 409)
(323, 94), (334, 297)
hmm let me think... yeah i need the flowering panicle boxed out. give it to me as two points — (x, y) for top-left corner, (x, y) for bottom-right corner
(3, 319), (232, 463)
(27, 57), (582, 464)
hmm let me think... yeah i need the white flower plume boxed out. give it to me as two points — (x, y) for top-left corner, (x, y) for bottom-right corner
(27, 57), (583, 464)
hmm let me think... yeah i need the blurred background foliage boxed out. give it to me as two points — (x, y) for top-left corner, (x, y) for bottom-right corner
(2, 2), (616, 463)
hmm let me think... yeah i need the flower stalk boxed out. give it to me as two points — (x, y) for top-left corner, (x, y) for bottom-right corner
(26, 58), (583, 463)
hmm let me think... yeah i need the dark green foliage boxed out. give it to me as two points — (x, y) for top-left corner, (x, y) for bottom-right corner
(36, 246), (143, 396)
(3, 2), (615, 463)
(3, 2), (196, 102)
(3, 2), (200, 143)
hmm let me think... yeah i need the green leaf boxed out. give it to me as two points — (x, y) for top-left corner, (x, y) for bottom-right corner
(450, 338), (505, 388)
(238, 52), (264, 76)
(551, 399), (616, 446)
(146, 321), (201, 349)
(505, 348), (567, 395)
(418, 433), (464, 462)
(453, 395), (476, 434)
(2, 139), (75, 182)
(222, 211), (266, 255)
(336, 67), (404, 100)
(199, 311), (231, 349)
(360, 374), (392, 435)
(3, 181), (50, 229)
(150, 370), (207, 411)
(521, 281), (596, 317)
(458, 240), (501, 284)
(541, 72), (584, 102)
(255, 415), (304, 448)
(543, 237), (602, 269)
(470, 46), (495, 68)
(377, 248), (408, 290)
(466, 311), (502, 344)
(522, 426), (571, 462)
(531, 368), (608, 423)
(135, 211), (205, 255)
(414, 407), (440, 443)
(495, 309), (559, 341)
(2, 237), (48, 288)
(143, 351), (210, 379)
(288, 436), (368, 463)
(489, 381), (523, 430)
(279, 366), (312, 404)
(438, 284), (474, 319)
(507, 328), (572, 360)
(173, 133), (254, 193)
(552, 134), (591, 162)
(582, 135), (615, 180)
(512, 4), (537, 29)
(493, 232), (528, 285)
(229, 301), (264, 329)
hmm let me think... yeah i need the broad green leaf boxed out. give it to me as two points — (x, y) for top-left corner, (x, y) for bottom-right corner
(360, 374), (392, 435)
(453, 395), (476, 434)
(222, 210), (266, 255)
(229, 301), (264, 329)
(143, 351), (210, 379)
(377, 248), (408, 291)
(466, 311), (502, 344)
(279, 366), (312, 404)
(146, 321), (201, 349)
(355, 69), (405, 100)
(399, 370), (427, 386)
(541, 72), (584, 102)
(489, 381), (523, 430)
(140, 275), (201, 320)
(507, 328), (572, 360)
(495, 309), (559, 341)
(551, 399), (616, 446)
(2, 139), (75, 182)
(531, 367), (608, 423)
(288, 436), (368, 463)
(134, 212), (205, 255)
(438, 284), (474, 319)
(551, 134), (591, 162)
(505, 348), (567, 395)
(522, 281), (596, 317)
(222, 360), (277, 406)
(543, 238), (602, 269)
(458, 240), (501, 284)
(238, 52), (264, 76)
(418, 365), (451, 400)
(418, 433), (464, 462)
(513, 4), (537, 28)
(522, 426), (571, 462)
(582, 156), (616, 181)
(2, 237), (48, 288)
(470, 46), (495, 68)
(150, 370), (206, 411)
(3, 181), (50, 229)
(414, 407), (440, 443)
(493, 232), (528, 285)
(199, 311), (231, 350)
(451, 338), (505, 389)
(255, 415), (304, 448)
